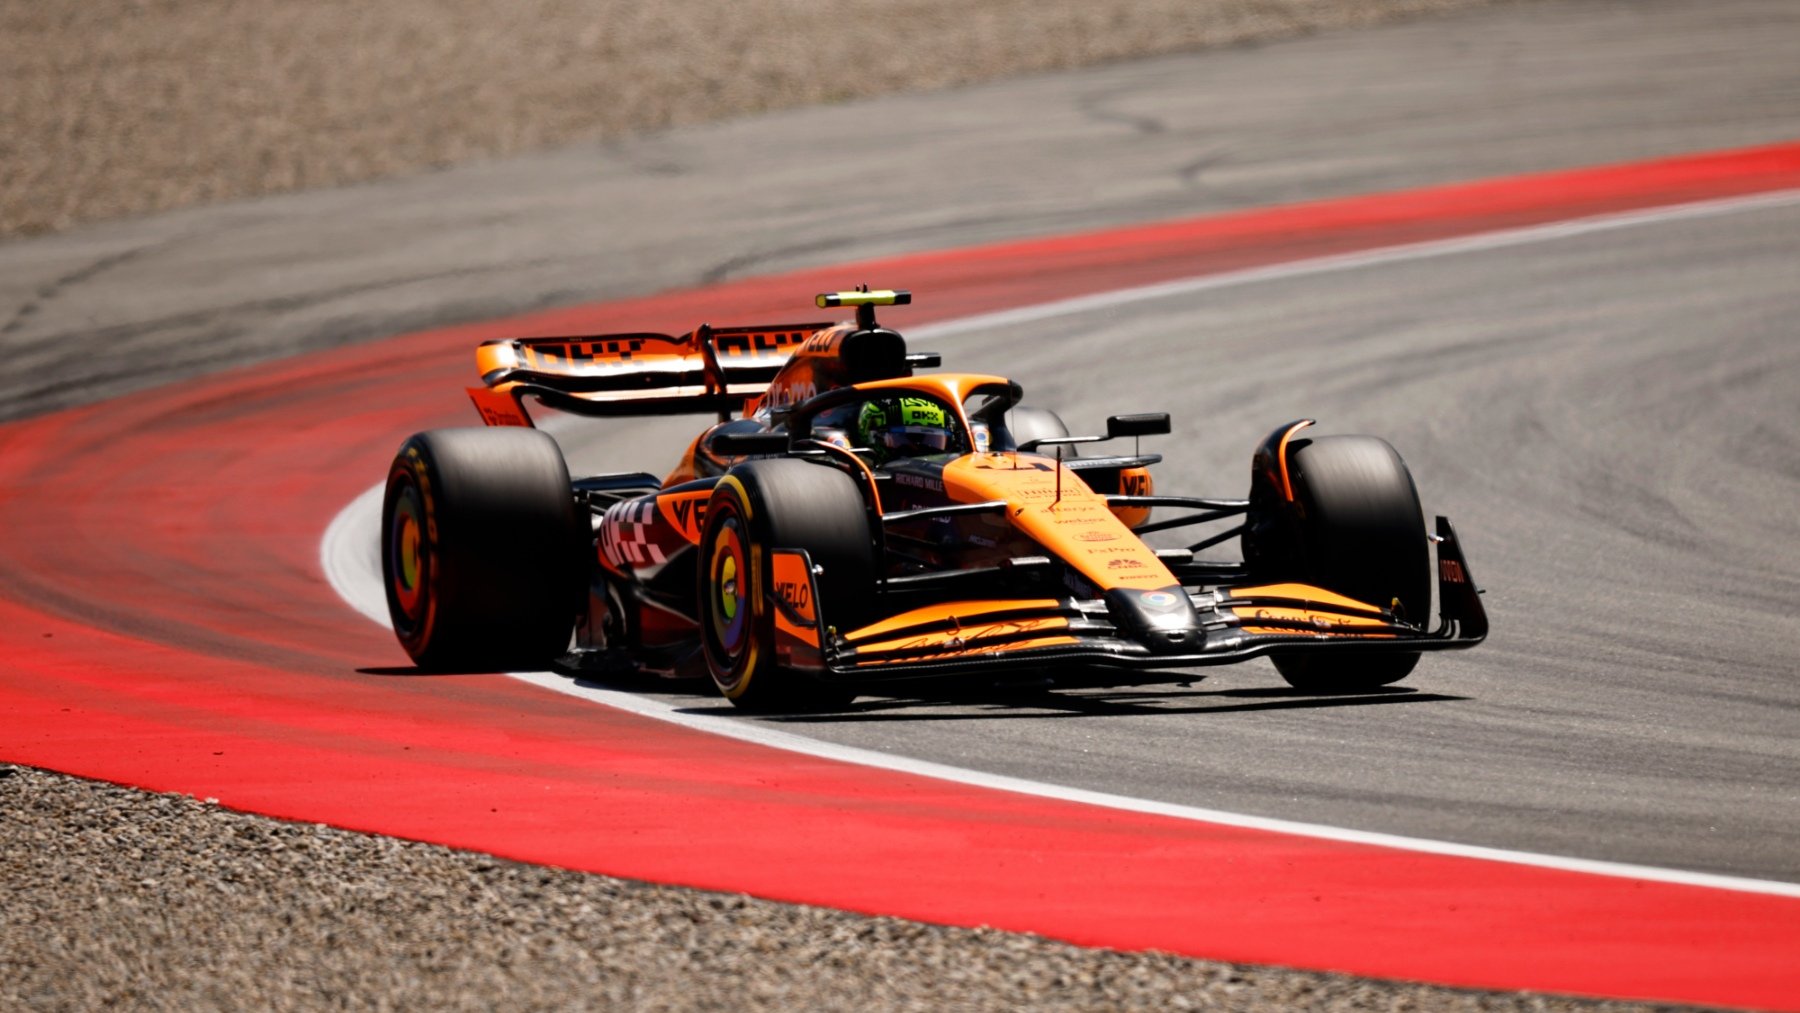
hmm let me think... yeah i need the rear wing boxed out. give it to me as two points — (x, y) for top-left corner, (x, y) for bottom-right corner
(468, 322), (831, 426)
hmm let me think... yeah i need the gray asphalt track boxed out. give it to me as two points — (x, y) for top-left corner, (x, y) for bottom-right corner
(8, 0), (1800, 885)
(619, 197), (1800, 883)
(5, 0), (1799, 420)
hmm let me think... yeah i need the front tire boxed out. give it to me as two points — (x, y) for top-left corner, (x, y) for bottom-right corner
(381, 428), (584, 670)
(699, 459), (873, 711)
(1264, 435), (1429, 692)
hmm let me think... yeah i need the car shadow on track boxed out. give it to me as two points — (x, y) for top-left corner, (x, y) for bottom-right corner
(358, 663), (1465, 720)
(359, 665), (506, 676)
(676, 685), (1467, 722)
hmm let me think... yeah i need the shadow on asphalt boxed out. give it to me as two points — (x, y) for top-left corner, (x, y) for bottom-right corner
(673, 685), (1467, 722)
(362, 663), (1466, 720)
(357, 665), (511, 677)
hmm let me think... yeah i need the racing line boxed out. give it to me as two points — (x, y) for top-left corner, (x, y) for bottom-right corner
(5, 140), (1800, 1009)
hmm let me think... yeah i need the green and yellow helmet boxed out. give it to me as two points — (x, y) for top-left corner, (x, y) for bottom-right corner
(856, 397), (953, 461)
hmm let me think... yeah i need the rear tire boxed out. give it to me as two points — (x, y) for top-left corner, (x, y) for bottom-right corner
(1267, 435), (1428, 692)
(381, 428), (584, 670)
(699, 459), (873, 711)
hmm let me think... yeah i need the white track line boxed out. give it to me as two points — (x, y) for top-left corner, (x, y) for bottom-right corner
(323, 187), (1800, 900)
(910, 187), (1800, 340)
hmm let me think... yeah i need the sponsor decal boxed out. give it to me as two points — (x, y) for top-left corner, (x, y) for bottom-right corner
(475, 404), (526, 427)
(801, 330), (842, 353)
(1106, 558), (1146, 570)
(878, 618), (1070, 658)
(769, 551), (818, 623)
(658, 492), (710, 545)
(1075, 529), (1119, 543)
(1247, 606), (1370, 631)
(775, 579), (812, 617)
(465, 388), (532, 428)
(768, 379), (819, 410)
(894, 472), (944, 492)
(1140, 591), (1181, 609)
(1121, 472), (1151, 496)
(1441, 558), (1467, 584)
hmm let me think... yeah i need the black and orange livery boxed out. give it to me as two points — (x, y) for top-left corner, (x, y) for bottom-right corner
(382, 288), (1485, 709)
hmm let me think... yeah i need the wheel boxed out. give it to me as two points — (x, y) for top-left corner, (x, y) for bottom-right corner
(699, 458), (874, 711)
(1007, 406), (1073, 453)
(1265, 435), (1429, 692)
(382, 428), (584, 670)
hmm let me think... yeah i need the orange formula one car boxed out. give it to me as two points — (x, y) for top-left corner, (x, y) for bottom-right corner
(381, 289), (1486, 709)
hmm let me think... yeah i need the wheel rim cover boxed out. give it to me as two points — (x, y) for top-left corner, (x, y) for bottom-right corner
(390, 491), (426, 620)
(710, 520), (748, 655)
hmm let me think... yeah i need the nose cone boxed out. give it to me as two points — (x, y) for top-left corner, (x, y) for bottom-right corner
(1105, 587), (1205, 654)
(942, 454), (1179, 592)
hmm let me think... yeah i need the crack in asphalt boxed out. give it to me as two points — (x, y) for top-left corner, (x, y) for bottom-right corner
(1, 238), (178, 337)
(0, 260), (576, 424)
(1074, 86), (1170, 136)
(697, 212), (1041, 286)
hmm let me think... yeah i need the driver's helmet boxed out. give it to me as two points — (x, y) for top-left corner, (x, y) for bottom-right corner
(857, 396), (953, 463)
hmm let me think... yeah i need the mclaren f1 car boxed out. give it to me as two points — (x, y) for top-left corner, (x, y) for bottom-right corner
(381, 289), (1486, 709)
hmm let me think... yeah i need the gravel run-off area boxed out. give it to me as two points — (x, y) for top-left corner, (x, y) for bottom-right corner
(1, 0), (1700, 1009)
(1, 0), (1519, 238)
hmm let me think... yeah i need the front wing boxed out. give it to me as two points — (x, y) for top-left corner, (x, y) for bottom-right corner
(768, 516), (1487, 683)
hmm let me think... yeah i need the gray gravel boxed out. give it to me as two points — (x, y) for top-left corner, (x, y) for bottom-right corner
(0, 0), (1515, 238)
(1, 764), (1692, 1011)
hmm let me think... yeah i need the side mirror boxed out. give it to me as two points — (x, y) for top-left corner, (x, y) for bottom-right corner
(1106, 413), (1170, 439)
(711, 431), (789, 456)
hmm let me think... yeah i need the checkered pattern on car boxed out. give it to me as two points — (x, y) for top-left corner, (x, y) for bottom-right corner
(598, 500), (668, 570)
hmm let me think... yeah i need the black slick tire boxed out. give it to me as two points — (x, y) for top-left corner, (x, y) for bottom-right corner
(381, 427), (584, 671)
(1270, 435), (1429, 692)
(699, 458), (873, 712)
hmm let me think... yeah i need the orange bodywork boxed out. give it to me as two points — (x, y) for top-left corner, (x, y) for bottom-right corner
(1110, 465), (1153, 528)
(1225, 582), (1397, 638)
(1271, 419), (1314, 502)
(465, 386), (532, 427)
(656, 487), (711, 544)
(661, 433), (704, 486)
(941, 453), (1176, 593)
(768, 549), (823, 665)
(843, 599), (1076, 662)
